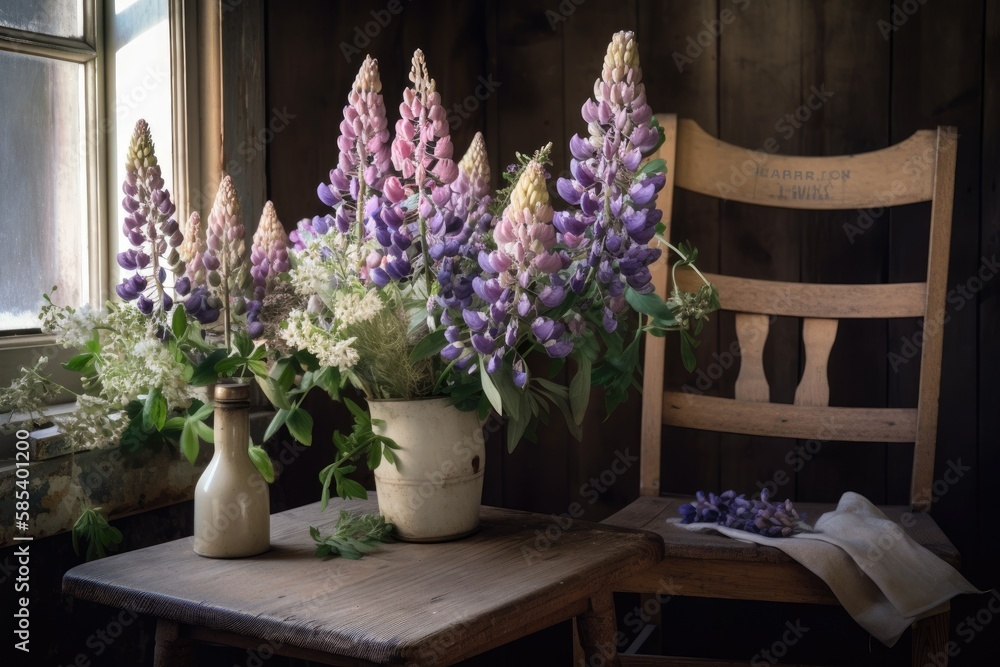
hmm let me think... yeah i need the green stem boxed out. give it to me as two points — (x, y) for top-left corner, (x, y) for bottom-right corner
(656, 235), (712, 288)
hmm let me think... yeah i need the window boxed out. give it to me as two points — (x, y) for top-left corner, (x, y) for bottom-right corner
(0, 0), (202, 396)
(0, 1), (101, 333)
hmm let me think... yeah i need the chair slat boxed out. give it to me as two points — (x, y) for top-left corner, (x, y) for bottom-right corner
(674, 119), (937, 209)
(662, 392), (917, 442)
(795, 318), (839, 407)
(674, 268), (927, 318)
(734, 314), (770, 402)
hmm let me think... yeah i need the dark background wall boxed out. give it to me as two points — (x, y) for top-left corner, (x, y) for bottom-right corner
(263, 0), (998, 663)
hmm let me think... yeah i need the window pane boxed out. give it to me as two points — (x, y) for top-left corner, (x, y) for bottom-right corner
(0, 50), (87, 331)
(0, 0), (84, 40)
(109, 0), (172, 286)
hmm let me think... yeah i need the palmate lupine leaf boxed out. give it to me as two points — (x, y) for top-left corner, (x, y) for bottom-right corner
(72, 507), (123, 561)
(309, 510), (394, 560)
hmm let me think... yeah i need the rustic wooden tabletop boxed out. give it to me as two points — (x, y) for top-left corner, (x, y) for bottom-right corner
(63, 497), (662, 666)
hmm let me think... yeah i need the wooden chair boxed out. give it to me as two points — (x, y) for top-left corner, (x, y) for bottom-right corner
(596, 115), (960, 666)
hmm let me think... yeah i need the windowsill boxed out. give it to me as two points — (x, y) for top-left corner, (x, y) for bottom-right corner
(0, 409), (276, 548)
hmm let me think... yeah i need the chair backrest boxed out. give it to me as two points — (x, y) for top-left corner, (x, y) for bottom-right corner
(640, 114), (957, 511)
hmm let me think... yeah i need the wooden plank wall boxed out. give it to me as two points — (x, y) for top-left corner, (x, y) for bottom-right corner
(265, 1), (996, 661)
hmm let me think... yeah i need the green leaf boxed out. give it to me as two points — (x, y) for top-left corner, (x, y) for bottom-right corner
(339, 478), (368, 500)
(213, 355), (243, 375)
(569, 356), (592, 426)
(180, 420), (200, 464)
(193, 420), (214, 443)
(190, 349), (228, 386)
(625, 287), (677, 323)
(255, 374), (292, 410)
(142, 387), (167, 431)
(313, 366), (342, 399)
(343, 397), (368, 423)
(263, 408), (290, 443)
(638, 157), (667, 176)
(62, 353), (94, 372)
(187, 402), (213, 422)
(171, 304), (188, 339)
(479, 360), (503, 416)
(286, 407), (313, 446)
(679, 329), (698, 373)
(246, 359), (269, 377)
(233, 330), (253, 357)
(249, 445), (275, 483)
(409, 328), (447, 363)
(506, 393), (532, 453)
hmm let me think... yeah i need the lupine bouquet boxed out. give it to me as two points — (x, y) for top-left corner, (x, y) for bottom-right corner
(678, 489), (813, 537)
(1, 120), (292, 555)
(267, 31), (719, 501)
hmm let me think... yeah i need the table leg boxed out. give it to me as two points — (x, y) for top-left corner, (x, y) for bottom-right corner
(576, 590), (621, 667)
(154, 619), (196, 667)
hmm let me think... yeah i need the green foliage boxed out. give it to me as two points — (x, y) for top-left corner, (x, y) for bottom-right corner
(72, 507), (122, 561)
(318, 398), (400, 510)
(309, 511), (394, 560)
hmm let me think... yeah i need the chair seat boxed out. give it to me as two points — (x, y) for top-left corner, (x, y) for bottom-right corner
(603, 495), (960, 605)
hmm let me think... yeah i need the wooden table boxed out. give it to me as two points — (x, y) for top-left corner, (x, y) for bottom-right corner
(63, 498), (662, 666)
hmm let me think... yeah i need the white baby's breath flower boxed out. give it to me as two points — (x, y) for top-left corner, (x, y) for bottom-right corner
(289, 242), (333, 297)
(40, 302), (103, 349)
(334, 290), (384, 326)
(280, 309), (360, 372)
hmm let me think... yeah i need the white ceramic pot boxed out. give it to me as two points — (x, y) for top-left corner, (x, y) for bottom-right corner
(370, 397), (485, 542)
(193, 382), (270, 557)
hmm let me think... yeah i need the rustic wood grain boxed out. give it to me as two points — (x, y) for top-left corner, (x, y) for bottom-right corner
(733, 314), (770, 403)
(794, 318), (838, 407)
(675, 269), (928, 319)
(640, 114), (677, 498)
(220, 0), (265, 230)
(674, 120), (937, 209)
(63, 498), (662, 665)
(662, 393), (917, 443)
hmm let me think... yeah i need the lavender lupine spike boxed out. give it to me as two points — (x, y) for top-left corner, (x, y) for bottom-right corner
(115, 120), (185, 317)
(317, 55), (392, 225)
(554, 31), (665, 327)
(204, 175), (250, 346)
(247, 201), (290, 338)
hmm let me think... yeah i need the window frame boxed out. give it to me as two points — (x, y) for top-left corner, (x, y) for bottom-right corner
(0, 0), (218, 415)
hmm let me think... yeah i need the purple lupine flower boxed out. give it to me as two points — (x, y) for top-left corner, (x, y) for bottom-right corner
(246, 201), (290, 338)
(250, 201), (290, 302)
(114, 120), (185, 317)
(556, 31), (667, 320)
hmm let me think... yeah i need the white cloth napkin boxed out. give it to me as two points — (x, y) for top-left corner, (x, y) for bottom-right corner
(674, 491), (981, 646)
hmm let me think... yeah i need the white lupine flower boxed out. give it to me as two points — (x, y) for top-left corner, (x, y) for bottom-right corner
(280, 309), (360, 372)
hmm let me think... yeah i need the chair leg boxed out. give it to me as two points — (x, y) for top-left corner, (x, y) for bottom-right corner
(573, 617), (586, 666)
(912, 610), (950, 667)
